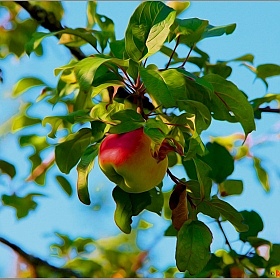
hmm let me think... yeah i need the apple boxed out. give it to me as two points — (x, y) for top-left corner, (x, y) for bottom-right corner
(98, 128), (168, 193)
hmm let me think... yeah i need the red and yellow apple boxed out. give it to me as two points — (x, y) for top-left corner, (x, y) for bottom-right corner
(98, 128), (168, 193)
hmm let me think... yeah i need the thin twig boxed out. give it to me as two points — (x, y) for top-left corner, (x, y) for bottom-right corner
(181, 44), (195, 68)
(216, 220), (233, 251)
(165, 35), (181, 69)
(258, 106), (280, 114)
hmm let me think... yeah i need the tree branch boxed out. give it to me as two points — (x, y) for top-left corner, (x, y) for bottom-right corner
(0, 237), (82, 278)
(14, 1), (86, 60)
(258, 106), (280, 114)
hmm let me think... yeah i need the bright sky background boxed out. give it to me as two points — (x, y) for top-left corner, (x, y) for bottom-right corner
(0, 1), (280, 277)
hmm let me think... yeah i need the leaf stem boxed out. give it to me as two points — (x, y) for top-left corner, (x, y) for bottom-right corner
(165, 35), (181, 69)
(216, 219), (233, 251)
(181, 44), (195, 68)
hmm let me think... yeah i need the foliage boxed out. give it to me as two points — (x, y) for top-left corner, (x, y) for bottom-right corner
(0, 1), (279, 277)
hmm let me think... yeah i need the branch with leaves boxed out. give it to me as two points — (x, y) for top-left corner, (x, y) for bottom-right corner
(14, 1), (86, 60)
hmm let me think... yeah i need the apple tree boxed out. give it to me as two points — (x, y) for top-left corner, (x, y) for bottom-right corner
(0, 1), (280, 277)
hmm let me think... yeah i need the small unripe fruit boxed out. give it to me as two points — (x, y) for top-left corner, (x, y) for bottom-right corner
(98, 128), (168, 193)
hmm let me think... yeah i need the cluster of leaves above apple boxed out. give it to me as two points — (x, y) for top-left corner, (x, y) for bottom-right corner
(1, 1), (280, 276)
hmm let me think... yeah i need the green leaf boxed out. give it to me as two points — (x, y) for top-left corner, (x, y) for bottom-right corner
(178, 100), (212, 133)
(145, 187), (164, 215)
(253, 157), (270, 192)
(25, 31), (56, 56)
(267, 244), (280, 268)
(183, 158), (212, 200)
(140, 67), (187, 108)
(112, 186), (133, 234)
(171, 18), (235, 47)
(112, 186), (151, 234)
(12, 115), (41, 132)
(76, 144), (99, 205)
(42, 110), (90, 138)
(59, 28), (98, 49)
(250, 93), (280, 110)
(130, 191), (151, 216)
(176, 220), (212, 274)
(110, 39), (127, 59)
(125, 1), (176, 61)
(204, 74), (256, 137)
(90, 101), (125, 123)
(12, 77), (46, 97)
(74, 56), (110, 92)
(56, 175), (73, 197)
(172, 18), (208, 46)
(167, 1), (190, 16)
(205, 63), (232, 79)
(109, 109), (145, 134)
(202, 142), (234, 183)
(239, 210), (264, 242)
(247, 237), (271, 248)
(65, 258), (102, 277)
(229, 53), (254, 63)
(197, 200), (220, 220)
(87, 1), (97, 28)
(55, 128), (93, 174)
(164, 224), (178, 236)
(210, 197), (249, 232)
(202, 23), (236, 39)
(257, 64), (280, 80)
(2, 193), (43, 219)
(0, 17), (39, 58)
(219, 180), (243, 197)
(0, 160), (16, 178)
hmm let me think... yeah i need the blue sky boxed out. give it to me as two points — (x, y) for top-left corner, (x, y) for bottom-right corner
(0, 1), (280, 277)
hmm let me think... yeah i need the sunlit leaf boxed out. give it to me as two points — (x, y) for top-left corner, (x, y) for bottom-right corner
(167, 1), (190, 16)
(76, 144), (99, 205)
(12, 115), (41, 132)
(125, 1), (176, 61)
(253, 157), (270, 192)
(12, 77), (46, 97)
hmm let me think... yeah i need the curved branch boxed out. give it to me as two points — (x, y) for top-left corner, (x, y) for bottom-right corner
(0, 237), (82, 278)
(14, 1), (86, 60)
